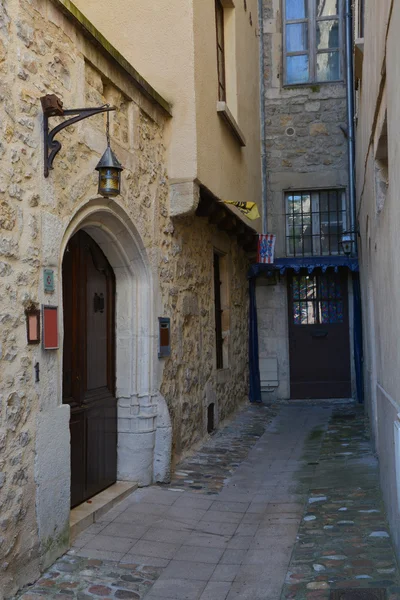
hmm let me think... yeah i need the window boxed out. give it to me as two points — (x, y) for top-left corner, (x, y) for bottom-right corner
(213, 253), (224, 369)
(283, 0), (342, 85)
(358, 0), (365, 38)
(291, 272), (344, 325)
(374, 112), (388, 214)
(215, 0), (226, 101)
(286, 189), (347, 256)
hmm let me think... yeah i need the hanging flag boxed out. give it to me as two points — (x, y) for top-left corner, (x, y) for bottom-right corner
(223, 201), (260, 220)
(258, 234), (276, 264)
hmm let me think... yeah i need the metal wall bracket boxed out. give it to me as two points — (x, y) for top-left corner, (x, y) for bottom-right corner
(40, 94), (116, 178)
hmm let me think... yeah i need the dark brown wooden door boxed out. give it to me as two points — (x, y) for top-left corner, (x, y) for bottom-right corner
(288, 269), (351, 399)
(62, 230), (117, 508)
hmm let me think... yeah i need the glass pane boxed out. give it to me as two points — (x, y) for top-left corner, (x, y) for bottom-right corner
(319, 191), (328, 212)
(288, 194), (302, 215)
(302, 194), (311, 213)
(328, 190), (339, 211)
(286, 54), (309, 84)
(317, 20), (339, 50)
(317, 0), (338, 17)
(317, 51), (340, 81)
(286, 0), (307, 20)
(293, 302), (302, 325)
(286, 23), (308, 52)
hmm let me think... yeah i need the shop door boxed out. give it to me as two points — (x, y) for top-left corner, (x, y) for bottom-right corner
(62, 230), (117, 508)
(288, 270), (351, 399)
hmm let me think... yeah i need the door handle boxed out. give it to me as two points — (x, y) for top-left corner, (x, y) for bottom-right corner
(312, 330), (328, 338)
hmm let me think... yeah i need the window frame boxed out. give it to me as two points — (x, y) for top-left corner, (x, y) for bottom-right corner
(285, 188), (347, 257)
(215, 0), (227, 102)
(282, 0), (344, 86)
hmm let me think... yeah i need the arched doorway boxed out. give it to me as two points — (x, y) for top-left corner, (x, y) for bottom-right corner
(62, 229), (117, 508)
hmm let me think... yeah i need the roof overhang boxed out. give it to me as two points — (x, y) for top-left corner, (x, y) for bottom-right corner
(196, 186), (258, 253)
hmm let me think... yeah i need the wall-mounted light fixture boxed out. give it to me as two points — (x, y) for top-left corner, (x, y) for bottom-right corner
(40, 94), (123, 196)
(340, 231), (359, 256)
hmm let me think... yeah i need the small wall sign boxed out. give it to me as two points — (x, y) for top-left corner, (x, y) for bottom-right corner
(44, 269), (55, 293)
(26, 308), (40, 345)
(158, 317), (171, 358)
(42, 305), (59, 349)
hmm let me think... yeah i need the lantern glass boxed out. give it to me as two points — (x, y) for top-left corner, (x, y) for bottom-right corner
(98, 167), (120, 197)
(340, 233), (353, 256)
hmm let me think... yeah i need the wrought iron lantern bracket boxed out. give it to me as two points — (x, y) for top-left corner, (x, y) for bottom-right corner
(40, 94), (116, 178)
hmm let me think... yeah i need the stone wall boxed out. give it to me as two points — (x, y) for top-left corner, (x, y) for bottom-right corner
(258, 0), (350, 400)
(0, 0), (250, 595)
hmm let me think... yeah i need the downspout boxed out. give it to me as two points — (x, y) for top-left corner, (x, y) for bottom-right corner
(345, 0), (364, 403)
(345, 0), (356, 236)
(258, 0), (268, 235)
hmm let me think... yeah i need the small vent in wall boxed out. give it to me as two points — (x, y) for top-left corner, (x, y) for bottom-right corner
(286, 127), (295, 136)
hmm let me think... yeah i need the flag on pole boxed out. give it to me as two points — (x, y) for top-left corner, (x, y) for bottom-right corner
(258, 234), (276, 264)
(223, 201), (260, 221)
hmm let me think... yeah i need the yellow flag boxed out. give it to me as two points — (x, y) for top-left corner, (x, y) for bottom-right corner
(223, 201), (260, 221)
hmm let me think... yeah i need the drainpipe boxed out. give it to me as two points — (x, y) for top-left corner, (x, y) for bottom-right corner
(258, 0), (268, 235)
(345, 0), (356, 237)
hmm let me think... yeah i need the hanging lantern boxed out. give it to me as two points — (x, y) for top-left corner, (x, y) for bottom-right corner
(95, 110), (123, 197)
(340, 231), (355, 256)
(95, 145), (123, 197)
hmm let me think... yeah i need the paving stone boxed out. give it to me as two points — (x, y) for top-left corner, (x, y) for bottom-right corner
(174, 545), (224, 564)
(161, 561), (216, 581)
(199, 581), (231, 600)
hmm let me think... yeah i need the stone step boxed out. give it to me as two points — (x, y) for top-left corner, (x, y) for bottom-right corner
(70, 481), (138, 542)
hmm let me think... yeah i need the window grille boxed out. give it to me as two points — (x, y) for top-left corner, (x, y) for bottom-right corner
(283, 0), (342, 85)
(291, 272), (344, 325)
(286, 189), (347, 256)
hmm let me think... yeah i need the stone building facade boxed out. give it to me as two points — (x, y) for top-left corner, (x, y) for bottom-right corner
(354, 0), (400, 561)
(257, 0), (355, 401)
(0, 0), (257, 596)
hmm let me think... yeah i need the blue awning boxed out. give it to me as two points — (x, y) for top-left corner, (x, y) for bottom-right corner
(248, 256), (359, 278)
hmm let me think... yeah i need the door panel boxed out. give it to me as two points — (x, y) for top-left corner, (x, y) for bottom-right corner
(63, 230), (117, 508)
(288, 269), (351, 399)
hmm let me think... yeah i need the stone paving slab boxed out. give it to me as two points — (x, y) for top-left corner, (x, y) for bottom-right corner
(15, 403), (400, 600)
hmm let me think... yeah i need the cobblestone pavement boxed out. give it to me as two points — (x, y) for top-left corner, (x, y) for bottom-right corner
(15, 403), (400, 600)
(282, 406), (400, 600)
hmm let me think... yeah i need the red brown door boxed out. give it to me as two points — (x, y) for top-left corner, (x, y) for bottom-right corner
(62, 230), (117, 508)
(288, 269), (351, 399)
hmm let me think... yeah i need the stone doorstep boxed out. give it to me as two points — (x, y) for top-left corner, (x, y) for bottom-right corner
(70, 481), (138, 542)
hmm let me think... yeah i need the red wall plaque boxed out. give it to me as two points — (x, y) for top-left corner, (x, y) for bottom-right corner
(43, 305), (59, 349)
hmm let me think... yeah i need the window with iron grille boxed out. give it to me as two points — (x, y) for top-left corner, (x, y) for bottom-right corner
(283, 0), (343, 85)
(213, 253), (224, 369)
(291, 272), (345, 325)
(286, 189), (347, 256)
(215, 0), (226, 101)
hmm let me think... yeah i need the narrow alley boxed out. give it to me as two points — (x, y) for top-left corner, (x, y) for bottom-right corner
(17, 403), (400, 600)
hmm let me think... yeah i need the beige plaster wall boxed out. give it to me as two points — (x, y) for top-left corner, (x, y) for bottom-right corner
(355, 0), (400, 559)
(193, 0), (262, 217)
(0, 0), (250, 595)
(72, 0), (198, 183)
(72, 0), (261, 218)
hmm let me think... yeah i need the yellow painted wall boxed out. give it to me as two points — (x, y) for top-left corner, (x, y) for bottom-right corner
(193, 0), (261, 218)
(72, 0), (261, 220)
(73, 0), (198, 182)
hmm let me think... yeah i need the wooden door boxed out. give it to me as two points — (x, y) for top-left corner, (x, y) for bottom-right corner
(288, 269), (351, 399)
(62, 230), (117, 508)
